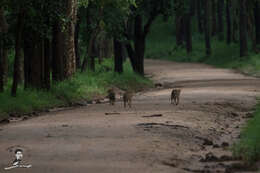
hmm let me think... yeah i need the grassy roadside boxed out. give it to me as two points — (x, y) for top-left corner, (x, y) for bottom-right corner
(146, 17), (260, 165)
(0, 59), (152, 120)
(233, 104), (260, 165)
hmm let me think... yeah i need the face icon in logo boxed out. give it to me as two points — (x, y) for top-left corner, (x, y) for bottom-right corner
(13, 149), (23, 166)
(15, 149), (23, 161)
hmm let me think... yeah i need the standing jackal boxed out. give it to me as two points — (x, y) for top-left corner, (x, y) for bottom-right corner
(170, 88), (181, 105)
(123, 91), (133, 108)
(107, 88), (116, 105)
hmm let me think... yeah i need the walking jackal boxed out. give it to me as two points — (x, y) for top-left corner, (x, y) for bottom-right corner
(170, 88), (181, 105)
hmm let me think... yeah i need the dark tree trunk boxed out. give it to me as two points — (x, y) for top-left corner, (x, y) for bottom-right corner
(30, 38), (44, 89)
(24, 31), (46, 89)
(255, 1), (260, 46)
(52, 22), (65, 81)
(0, 41), (3, 92)
(184, 13), (192, 53)
(23, 37), (32, 89)
(125, 42), (138, 72)
(134, 15), (145, 75)
(81, 3), (96, 72)
(74, 13), (81, 69)
(211, 0), (217, 36)
(204, 0), (211, 56)
(196, 0), (203, 33)
(11, 9), (25, 96)
(113, 38), (123, 74)
(0, 7), (8, 92)
(81, 30), (98, 72)
(226, 0), (231, 44)
(239, 0), (248, 57)
(44, 38), (51, 90)
(232, 20), (238, 42)
(125, 8), (158, 75)
(217, 0), (224, 40)
(176, 14), (184, 46)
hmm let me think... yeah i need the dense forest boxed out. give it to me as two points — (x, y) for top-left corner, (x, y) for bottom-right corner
(0, 0), (259, 96)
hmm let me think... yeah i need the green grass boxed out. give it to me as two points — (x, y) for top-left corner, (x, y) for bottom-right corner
(233, 104), (260, 164)
(146, 17), (260, 77)
(0, 59), (152, 118)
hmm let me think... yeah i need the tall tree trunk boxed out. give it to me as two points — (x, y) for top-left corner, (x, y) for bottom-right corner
(196, 0), (203, 33)
(81, 30), (99, 72)
(232, 19), (238, 42)
(217, 0), (224, 40)
(175, 14), (184, 46)
(211, 0), (217, 36)
(52, 22), (65, 81)
(134, 15), (145, 75)
(11, 9), (25, 96)
(239, 0), (248, 57)
(226, 0), (231, 44)
(24, 36), (32, 89)
(125, 42), (138, 72)
(126, 8), (158, 75)
(0, 7), (9, 92)
(74, 13), (81, 69)
(184, 13), (192, 53)
(255, 1), (260, 47)
(81, 3), (96, 72)
(30, 38), (45, 88)
(0, 40), (3, 92)
(204, 0), (211, 56)
(113, 38), (123, 74)
(24, 31), (46, 89)
(44, 38), (51, 90)
(64, 0), (77, 78)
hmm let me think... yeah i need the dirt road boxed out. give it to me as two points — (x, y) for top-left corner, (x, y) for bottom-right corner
(1, 59), (260, 173)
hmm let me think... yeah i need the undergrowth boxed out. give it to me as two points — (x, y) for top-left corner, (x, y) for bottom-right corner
(0, 59), (152, 118)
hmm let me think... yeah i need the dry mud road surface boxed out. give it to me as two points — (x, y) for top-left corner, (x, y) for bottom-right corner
(1, 59), (260, 173)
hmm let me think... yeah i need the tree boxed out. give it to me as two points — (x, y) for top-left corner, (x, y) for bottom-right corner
(125, 0), (174, 75)
(239, 0), (248, 57)
(254, 0), (260, 47)
(0, 7), (9, 92)
(204, 0), (211, 56)
(64, 0), (77, 78)
(196, 0), (203, 33)
(11, 7), (25, 96)
(226, 0), (231, 44)
(184, 0), (193, 53)
(113, 38), (123, 73)
(211, 0), (217, 36)
(217, 0), (224, 40)
(75, 10), (82, 69)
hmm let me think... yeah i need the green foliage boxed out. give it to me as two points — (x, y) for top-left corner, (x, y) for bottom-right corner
(0, 59), (152, 118)
(0, 81), (61, 114)
(233, 104), (260, 164)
